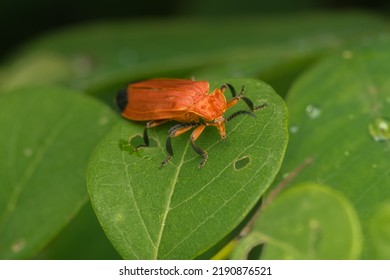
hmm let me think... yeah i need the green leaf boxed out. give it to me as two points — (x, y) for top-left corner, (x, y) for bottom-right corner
(0, 52), (73, 91)
(0, 87), (117, 259)
(87, 78), (288, 259)
(274, 36), (390, 258)
(36, 202), (121, 260)
(367, 202), (390, 259)
(232, 183), (362, 259)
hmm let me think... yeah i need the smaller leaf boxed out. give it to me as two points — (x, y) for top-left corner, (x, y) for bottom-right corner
(0, 86), (117, 259)
(233, 183), (362, 259)
(0, 52), (73, 91)
(276, 38), (390, 258)
(36, 202), (121, 260)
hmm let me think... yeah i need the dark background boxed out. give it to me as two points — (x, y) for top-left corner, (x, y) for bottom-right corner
(1, 0), (389, 61)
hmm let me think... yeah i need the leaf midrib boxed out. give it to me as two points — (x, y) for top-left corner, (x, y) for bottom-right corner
(153, 138), (192, 259)
(160, 107), (277, 258)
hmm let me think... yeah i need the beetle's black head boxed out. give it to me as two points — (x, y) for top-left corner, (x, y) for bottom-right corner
(116, 88), (128, 112)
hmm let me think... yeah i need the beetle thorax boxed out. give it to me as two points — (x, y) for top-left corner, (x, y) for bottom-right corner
(191, 88), (227, 121)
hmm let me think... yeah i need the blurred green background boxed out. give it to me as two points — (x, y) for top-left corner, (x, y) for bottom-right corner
(2, 0), (389, 60)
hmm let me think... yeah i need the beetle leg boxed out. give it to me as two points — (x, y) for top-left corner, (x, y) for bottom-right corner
(226, 93), (255, 111)
(160, 124), (194, 168)
(137, 120), (168, 148)
(222, 83), (268, 112)
(221, 83), (254, 111)
(224, 83), (268, 122)
(190, 125), (208, 168)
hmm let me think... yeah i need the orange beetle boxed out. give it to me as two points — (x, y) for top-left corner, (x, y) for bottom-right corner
(116, 78), (266, 168)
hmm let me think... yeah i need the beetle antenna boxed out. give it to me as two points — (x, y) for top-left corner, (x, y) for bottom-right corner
(221, 83), (236, 97)
(238, 85), (246, 95)
(254, 103), (268, 111)
(221, 84), (247, 98)
(226, 110), (256, 122)
(240, 96), (255, 111)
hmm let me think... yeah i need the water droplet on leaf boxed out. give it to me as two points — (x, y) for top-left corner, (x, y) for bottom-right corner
(342, 50), (353, 59)
(23, 148), (33, 157)
(305, 104), (322, 119)
(290, 125), (299, 134)
(11, 239), (26, 253)
(369, 117), (390, 142)
(97, 116), (109, 126)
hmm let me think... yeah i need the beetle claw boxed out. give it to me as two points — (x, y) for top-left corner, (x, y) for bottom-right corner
(198, 154), (208, 169)
(160, 155), (173, 169)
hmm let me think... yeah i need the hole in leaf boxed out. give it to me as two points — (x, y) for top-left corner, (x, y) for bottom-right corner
(119, 139), (133, 153)
(118, 136), (158, 155)
(129, 135), (144, 147)
(129, 135), (158, 148)
(234, 156), (250, 170)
